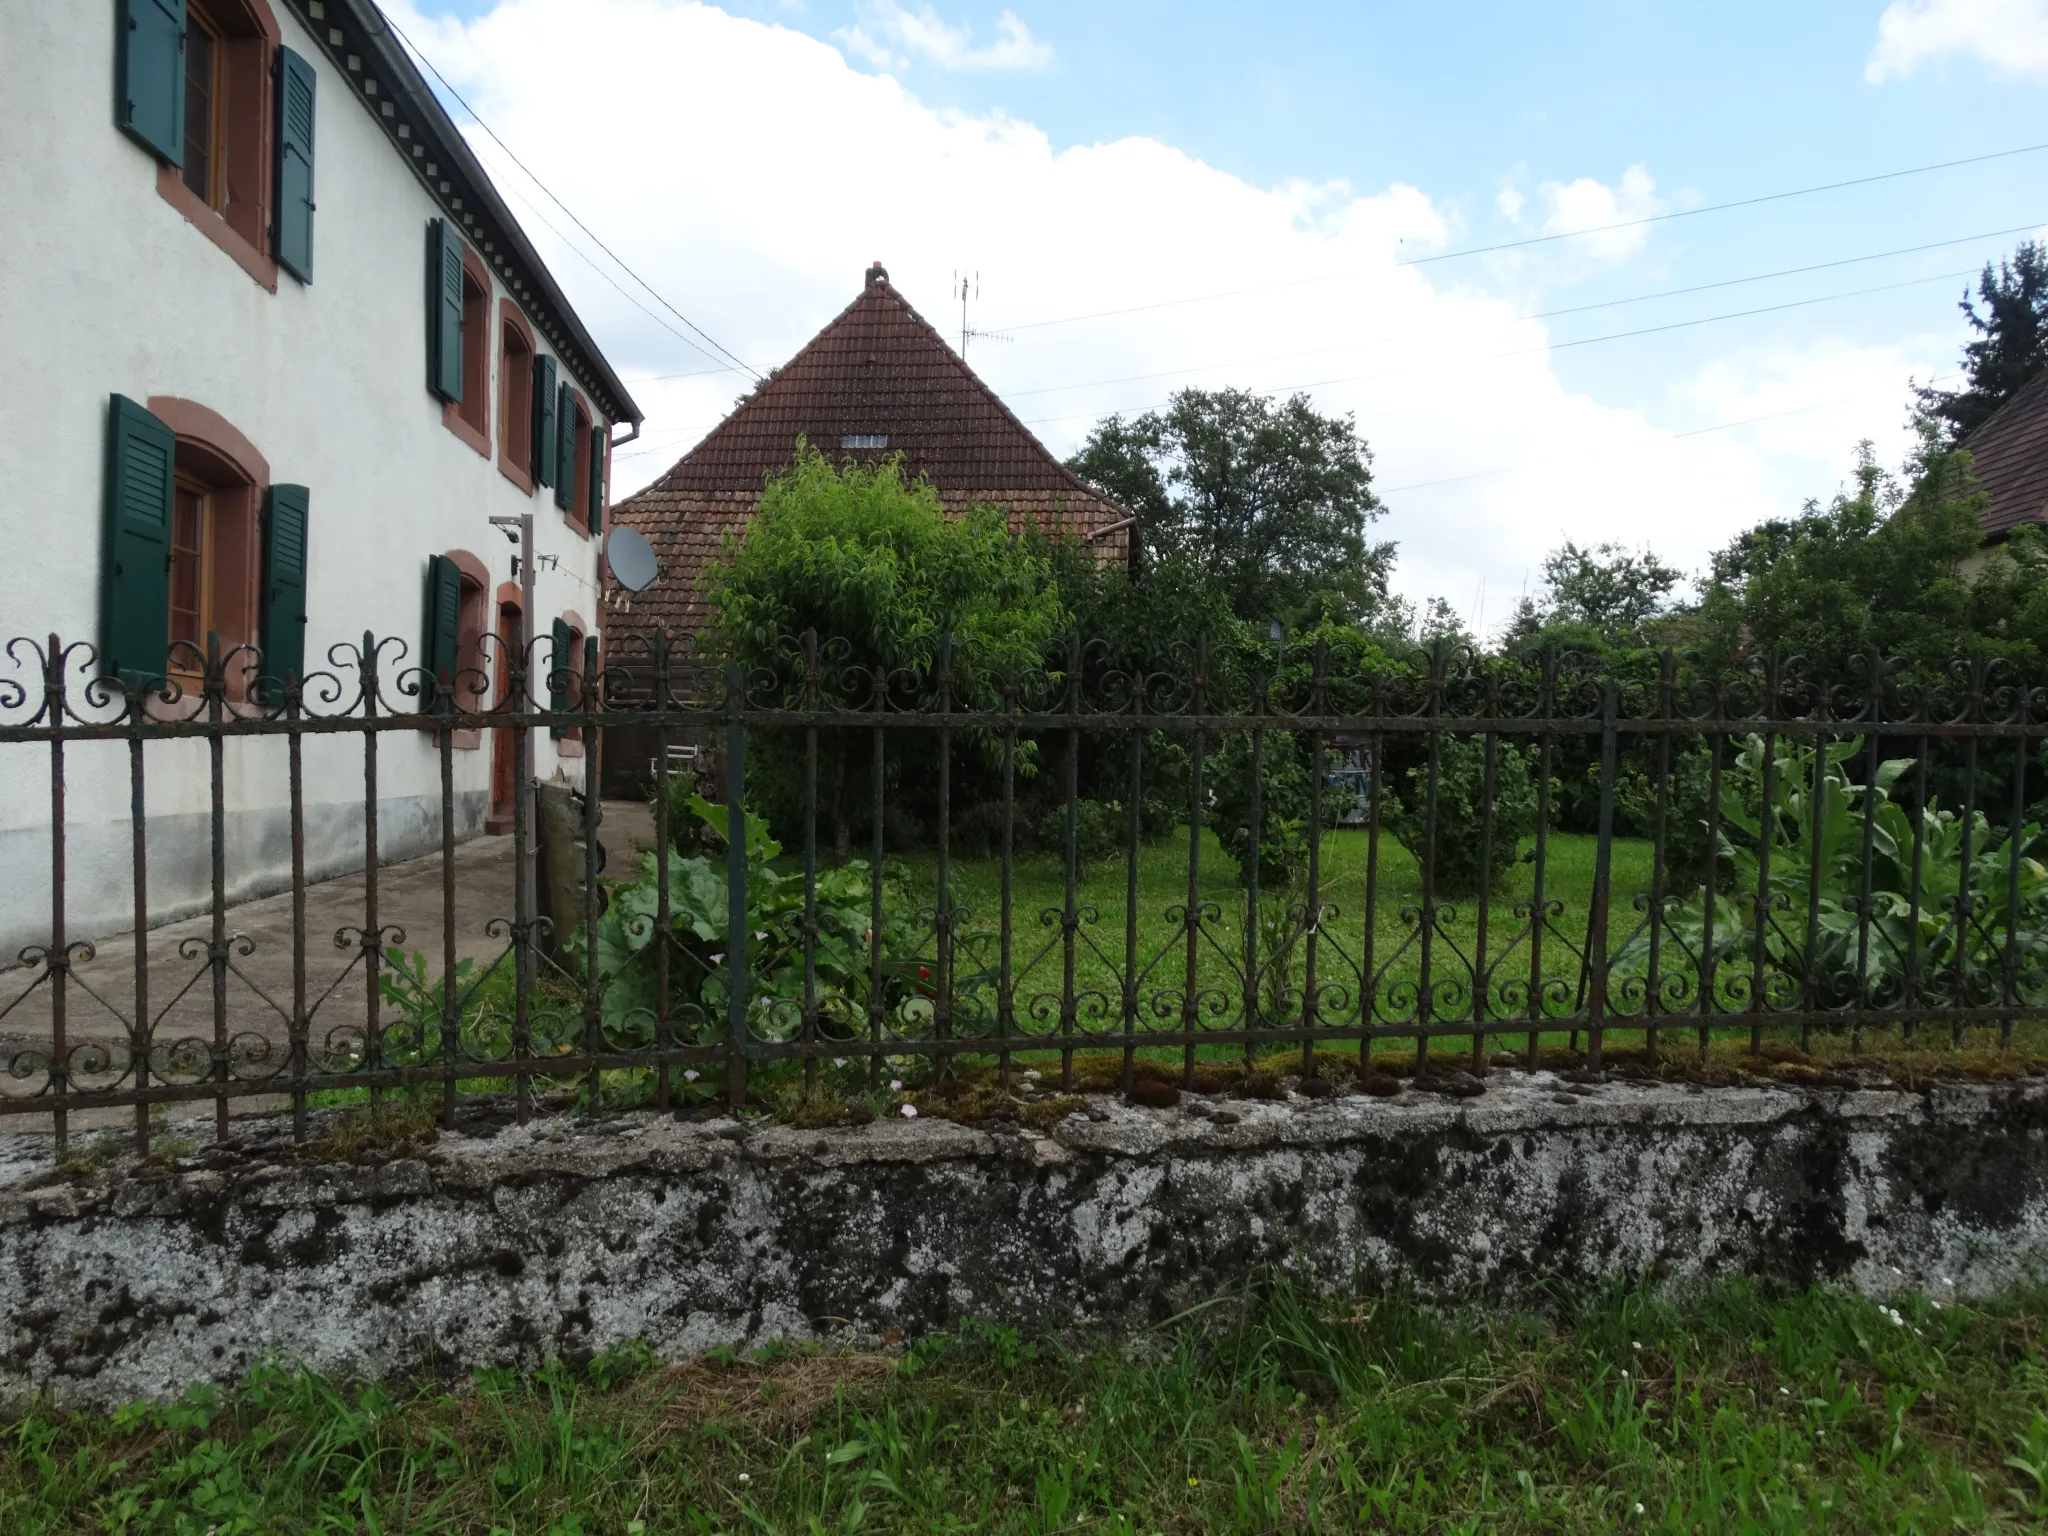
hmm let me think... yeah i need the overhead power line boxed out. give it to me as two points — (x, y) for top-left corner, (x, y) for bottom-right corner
(1406, 141), (2048, 267)
(1378, 371), (1964, 496)
(995, 161), (2048, 337)
(995, 229), (2030, 405)
(377, 11), (761, 381)
(1016, 267), (1977, 428)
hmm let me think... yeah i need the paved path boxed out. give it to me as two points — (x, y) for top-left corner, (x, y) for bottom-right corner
(0, 801), (657, 1134)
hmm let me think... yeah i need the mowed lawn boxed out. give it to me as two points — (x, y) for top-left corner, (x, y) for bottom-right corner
(876, 827), (2042, 1067)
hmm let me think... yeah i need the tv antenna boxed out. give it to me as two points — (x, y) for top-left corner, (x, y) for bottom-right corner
(954, 270), (1012, 358)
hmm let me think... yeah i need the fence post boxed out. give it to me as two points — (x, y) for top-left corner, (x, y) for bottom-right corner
(1585, 679), (1618, 1071)
(725, 664), (749, 1112)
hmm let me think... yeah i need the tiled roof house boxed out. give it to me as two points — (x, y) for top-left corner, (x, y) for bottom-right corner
(609, 263), (1134, 647)
(1965, 366), (2048, 545)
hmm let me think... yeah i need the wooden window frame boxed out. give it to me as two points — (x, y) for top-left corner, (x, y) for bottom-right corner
(147, 397), (267, 702)
(555, 610), (589, 757)
(498, 300), (536, 493)
(157, 0), (280, 293)
(441, 548), (492, 748)
(442, 244), (495, 458)
(565, 389), (594, 537)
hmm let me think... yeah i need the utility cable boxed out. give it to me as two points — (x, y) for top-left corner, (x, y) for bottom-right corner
(995, 235), (2022, 404)
(997, 194), (2046, 336)
(490, 176), (750, 379)
(1377, 370), (1964, 496)
(377, 9), (762, 381)
(1016, 267), (1976, 428)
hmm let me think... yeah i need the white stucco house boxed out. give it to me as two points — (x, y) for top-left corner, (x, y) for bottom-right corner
(0, 0), (642, 954)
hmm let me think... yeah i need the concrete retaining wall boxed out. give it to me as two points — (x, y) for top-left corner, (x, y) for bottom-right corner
(2, 1070), (2045, 1406)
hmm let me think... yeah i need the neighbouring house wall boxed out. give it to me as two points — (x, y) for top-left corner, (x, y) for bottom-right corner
(0, 0), (607, 956)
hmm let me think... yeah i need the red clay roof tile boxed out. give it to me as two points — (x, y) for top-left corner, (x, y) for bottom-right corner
(1965, 366), (2048, 542)
(610, 268), (1129, 643)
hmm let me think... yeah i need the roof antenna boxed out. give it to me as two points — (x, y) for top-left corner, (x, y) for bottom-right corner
(953, 269), (1011, 359)
(955, 270), (978, 357)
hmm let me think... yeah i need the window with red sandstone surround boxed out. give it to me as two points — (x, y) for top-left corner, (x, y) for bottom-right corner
(160, 0), (280, 291)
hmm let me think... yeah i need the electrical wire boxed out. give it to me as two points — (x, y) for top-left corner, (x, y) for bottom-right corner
(378, 10), (762, 381)
(993, 236), (2019, 404)
(995, 196), (2045, 337)
(1015, 267), (1977, 428)
(1377, 371), (1964, 496)
(489, 176), (751, 379)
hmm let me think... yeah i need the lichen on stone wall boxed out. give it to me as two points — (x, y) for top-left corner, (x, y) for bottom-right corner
(1, 1070), (2044, 1407)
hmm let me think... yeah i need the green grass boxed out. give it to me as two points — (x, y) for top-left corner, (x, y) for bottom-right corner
(6, 1280), (2047, 1532)
(887, 828), (2048, 1068)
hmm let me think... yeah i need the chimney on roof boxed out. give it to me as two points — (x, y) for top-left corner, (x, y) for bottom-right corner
(866, 260), (889, 289)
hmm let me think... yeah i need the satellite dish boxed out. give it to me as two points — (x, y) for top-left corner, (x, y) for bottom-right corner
(605, 525), (659, 593)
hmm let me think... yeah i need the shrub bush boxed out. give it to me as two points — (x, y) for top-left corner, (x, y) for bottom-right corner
(1388, 734), (1540, 897)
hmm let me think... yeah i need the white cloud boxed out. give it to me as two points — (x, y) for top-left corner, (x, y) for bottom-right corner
(382, 0), (1944, 619)
(1868, 0), (2048, 81)
(834, 2), (1052, 72)
(1495, 185), (1526, 223)
(1537, 164), (1664, 264)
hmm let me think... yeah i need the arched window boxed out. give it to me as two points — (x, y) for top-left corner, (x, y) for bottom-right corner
(439, 549), (492, 746)
(149, 398), (267, 682)
(499, 300), (536, 491)
(160, 0), (284, 290)
(443, 242), (494, 455)
(552, 610), (590, 756)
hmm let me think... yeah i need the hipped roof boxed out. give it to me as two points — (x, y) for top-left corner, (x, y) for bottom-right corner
(610, 268), (1130, 640)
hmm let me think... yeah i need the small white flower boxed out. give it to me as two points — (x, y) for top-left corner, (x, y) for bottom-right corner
(889, 1079), (903, 1091)
(1931, 1299), (1944, 1311)
(1779, 1387), (1790, 1396)
(833, 1058), (847, 1068)
(1631, 1341), (1642, 1351)
(683, 1069), (700, 1081)
(737, 1471), (751, 1484)
(1620, 1370), (1629, 1380)
(901, 1104), (918, 1118)
(754, 930), (768, 940)
(1634, 1504), (1645, 1517)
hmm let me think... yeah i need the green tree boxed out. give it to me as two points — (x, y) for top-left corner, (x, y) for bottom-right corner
(1066, 388), (1396, 629)
(1916, 241), (2048, 444)
(1502, 540), (1681, 649)
(1695, 433), (2027, 677)
(706, 446), (1065, 859)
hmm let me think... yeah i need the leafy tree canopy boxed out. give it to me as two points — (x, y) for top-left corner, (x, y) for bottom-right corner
(706, 444), (1064, 690)
(1066, 388), (1396, 630)
(1696, 433), (2048, 676)
(1501, 540), (1683, 652)
(1915, 241), (2048, 444)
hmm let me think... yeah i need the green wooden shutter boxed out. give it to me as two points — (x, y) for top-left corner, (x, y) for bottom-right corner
(101, 395), (175, 683)
(426, 220), (463, 403)
(422, 554), (461, 710)
(260, 484), (309, 692)
(549, 618), (572, 739)
(588, 425), (606, 535)
(117, 0), (186, 164)
(532, 355), (559, 488)
(554, 385), (576, 511)
(272, 48), (317, 283)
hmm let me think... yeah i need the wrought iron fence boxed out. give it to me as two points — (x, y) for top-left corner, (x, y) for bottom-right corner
(4, 628), (2047, 1153)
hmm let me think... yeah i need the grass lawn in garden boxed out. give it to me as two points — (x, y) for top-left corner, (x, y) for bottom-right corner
(6, 1280), (2046, 1533)
(885, 828), (2048, 1072)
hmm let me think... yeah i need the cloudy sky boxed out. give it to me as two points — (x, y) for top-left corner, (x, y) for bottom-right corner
(402, 0), (2048, 634)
